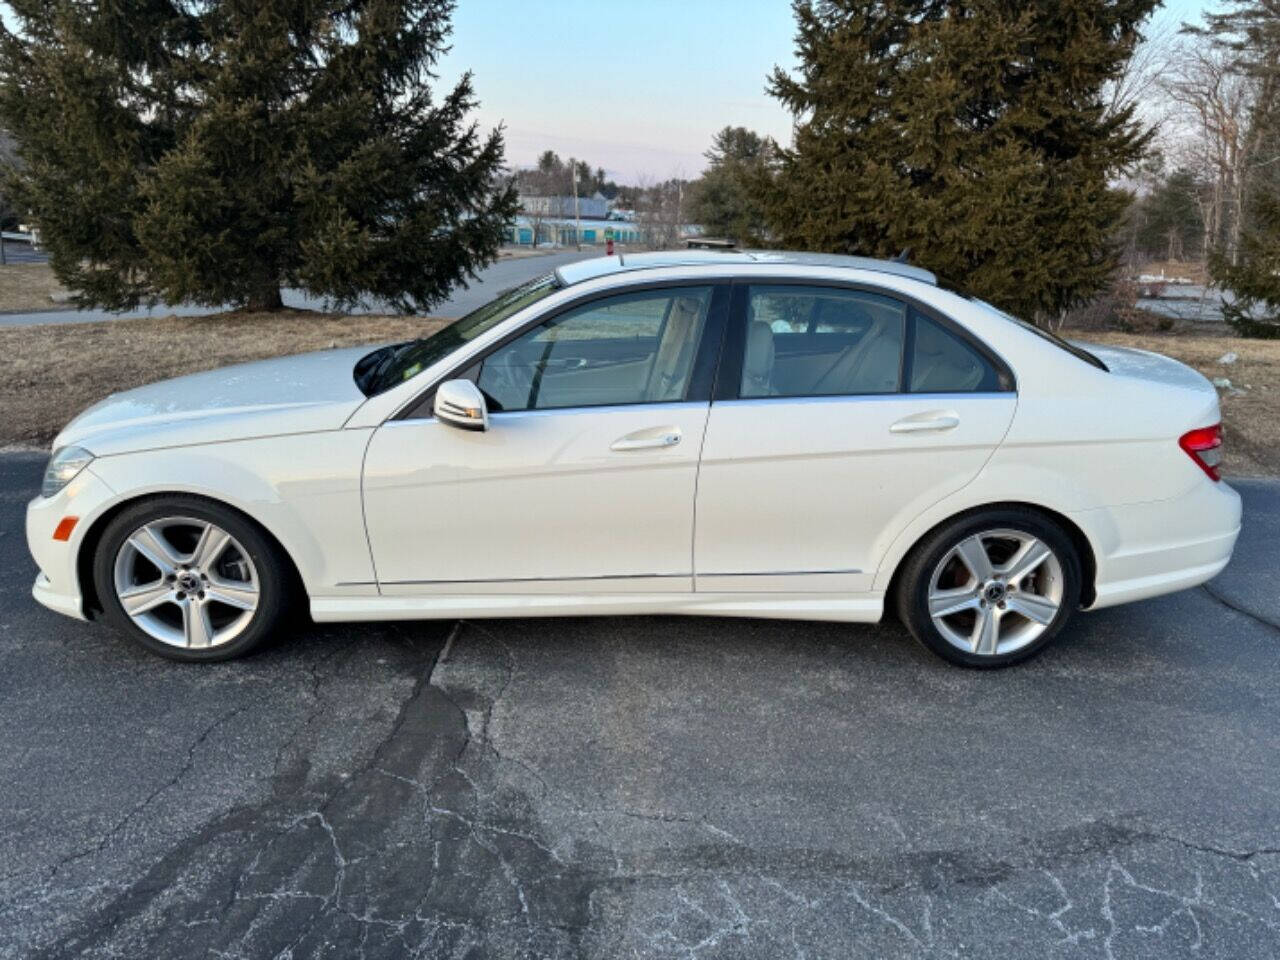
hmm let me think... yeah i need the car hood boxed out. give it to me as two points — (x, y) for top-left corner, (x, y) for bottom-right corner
(55, 346), (375, 456)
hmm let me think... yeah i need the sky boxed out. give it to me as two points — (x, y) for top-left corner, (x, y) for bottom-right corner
(1, 0), (1218, 182)
(441, 0), (1215, 182)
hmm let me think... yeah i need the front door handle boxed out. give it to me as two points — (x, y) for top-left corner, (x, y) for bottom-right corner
(890, 412), (960, 434)
(611, 427), (682, 451)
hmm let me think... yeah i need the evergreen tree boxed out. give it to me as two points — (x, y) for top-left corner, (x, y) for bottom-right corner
(1135, 169), (1205, 261)
(688, 126), (778, 245)
(766, 0), (1158, 321)
(0, 1), (516, 313)
(1215, 191), (1280, 337)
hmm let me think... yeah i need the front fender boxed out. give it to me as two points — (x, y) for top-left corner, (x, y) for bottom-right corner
(83, 430), (378, 598)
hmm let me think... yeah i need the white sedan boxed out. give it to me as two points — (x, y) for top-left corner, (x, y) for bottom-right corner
(26, 252), (1241, 667)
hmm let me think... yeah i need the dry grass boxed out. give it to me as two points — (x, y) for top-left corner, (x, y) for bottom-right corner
(1083, 330), (1280, 476)
(0, 310), (447, 447)
(0, 262), (72, 312)
(1135, 260), (1208, 284)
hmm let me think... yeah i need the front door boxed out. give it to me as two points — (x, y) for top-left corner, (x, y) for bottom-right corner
(363, 283), (727, 593)
(694, 282), (1017, 593)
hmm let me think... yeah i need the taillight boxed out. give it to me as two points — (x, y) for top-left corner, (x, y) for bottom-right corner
(1179, 424), (1223, 481)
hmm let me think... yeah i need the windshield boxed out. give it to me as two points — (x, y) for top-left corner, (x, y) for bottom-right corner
(969, 298), (1108, 372)
(355, 273), (562, 396)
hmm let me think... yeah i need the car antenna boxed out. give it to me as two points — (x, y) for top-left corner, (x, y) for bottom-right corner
(892, 247), (912, 264)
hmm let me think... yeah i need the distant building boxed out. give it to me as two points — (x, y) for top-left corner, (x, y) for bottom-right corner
(518, 191), (611, 220)
(505, 215), (700, 249)
(507, 215), (642, 247)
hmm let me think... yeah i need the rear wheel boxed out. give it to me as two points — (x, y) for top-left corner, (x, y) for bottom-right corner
(896, 508), (1081, 668)
(93, 496), (292, 662)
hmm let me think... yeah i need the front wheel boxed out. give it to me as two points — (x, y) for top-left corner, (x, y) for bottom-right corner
(896, 508), (1082, 668)
(93, 496), (293, 662)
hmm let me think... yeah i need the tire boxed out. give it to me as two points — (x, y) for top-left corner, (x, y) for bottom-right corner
(896, 507), (1082, 668)
(92, 495), (294, 662)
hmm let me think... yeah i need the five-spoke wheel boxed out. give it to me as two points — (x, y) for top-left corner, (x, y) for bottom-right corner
(927, 528), (1065, 657)
(898, 509), (1081, 667)
(94, 497), (289, 661)
(113, 517), (260, 649)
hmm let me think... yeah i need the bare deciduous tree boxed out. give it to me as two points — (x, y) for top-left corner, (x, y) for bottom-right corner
(633, 175), (687, 251)
(1160, 42), (1254, 261)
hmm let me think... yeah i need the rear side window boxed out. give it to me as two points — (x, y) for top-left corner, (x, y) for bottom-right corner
(908, 312), (1002, 393)
(741, 286), (907, 398)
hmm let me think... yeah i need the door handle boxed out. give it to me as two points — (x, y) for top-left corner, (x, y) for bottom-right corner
(890, 413), (960, 434)
(611, 427), (682, 451)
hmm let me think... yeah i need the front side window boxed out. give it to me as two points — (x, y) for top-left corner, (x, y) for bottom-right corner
(741, 285), (907, 398)
(475, 286), (714, 412)
(356, 274), (561, 396)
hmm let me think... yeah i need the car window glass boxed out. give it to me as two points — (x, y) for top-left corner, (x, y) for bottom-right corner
(476, 287), (713, 411)
(742, 286), (906, 398)
(908, 312), (1001, 393)
(356, 274), (559, 396)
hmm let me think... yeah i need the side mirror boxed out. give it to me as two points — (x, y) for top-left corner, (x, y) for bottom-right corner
(433, 379), (489, 432)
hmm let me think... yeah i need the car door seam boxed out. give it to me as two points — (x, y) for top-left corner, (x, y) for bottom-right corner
(357, 426), (384, 594)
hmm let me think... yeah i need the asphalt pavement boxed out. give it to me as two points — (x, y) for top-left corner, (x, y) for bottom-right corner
(1, 450), (1278, 959)
(0, 249), (596, 326)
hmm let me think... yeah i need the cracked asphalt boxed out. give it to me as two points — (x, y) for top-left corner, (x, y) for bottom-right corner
(2, 449), (1279, 959)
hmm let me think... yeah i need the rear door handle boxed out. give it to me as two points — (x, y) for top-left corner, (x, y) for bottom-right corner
(890, 412), (960, 434)
(611, 427), (682, 451)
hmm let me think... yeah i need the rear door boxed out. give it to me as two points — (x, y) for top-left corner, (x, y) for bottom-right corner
(693, 281), (1017, 593)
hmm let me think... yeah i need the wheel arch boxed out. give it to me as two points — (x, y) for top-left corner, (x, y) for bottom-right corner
(881, 501), (1098, 617)
(76, 492), (309, 619)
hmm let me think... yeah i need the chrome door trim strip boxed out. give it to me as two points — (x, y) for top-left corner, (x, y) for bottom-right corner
(696, 568), (862, 577)
(381, 572), (691, 586)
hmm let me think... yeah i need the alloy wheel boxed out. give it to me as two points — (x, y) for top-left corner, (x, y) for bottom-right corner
(927, 528), (1064, 657)
(112, 516), (259, 649)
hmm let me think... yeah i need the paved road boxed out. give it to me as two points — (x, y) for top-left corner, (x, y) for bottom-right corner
(2, 451), (1278, 958)
(0, 249), (596, 326)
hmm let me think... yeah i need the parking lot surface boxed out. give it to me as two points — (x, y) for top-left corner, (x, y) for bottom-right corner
(2, 450), (1278, 958)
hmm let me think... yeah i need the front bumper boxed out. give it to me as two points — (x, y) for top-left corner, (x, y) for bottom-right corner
(26, 466), (117, 621)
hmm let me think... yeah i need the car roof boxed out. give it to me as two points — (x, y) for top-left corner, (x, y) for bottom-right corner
(554, 249), (937, 287)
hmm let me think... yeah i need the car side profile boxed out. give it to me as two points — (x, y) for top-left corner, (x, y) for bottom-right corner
(26, 251), (1242, 667)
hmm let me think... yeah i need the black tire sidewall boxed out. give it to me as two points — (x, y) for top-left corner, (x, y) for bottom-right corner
(897, 508), (1082, 669)
(93, 496), (290, 662)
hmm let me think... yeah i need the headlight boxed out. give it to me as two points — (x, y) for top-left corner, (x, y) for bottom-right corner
(42, 446), (94, 498)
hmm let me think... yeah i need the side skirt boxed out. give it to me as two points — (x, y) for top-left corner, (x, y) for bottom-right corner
(310, 592), (885, 624)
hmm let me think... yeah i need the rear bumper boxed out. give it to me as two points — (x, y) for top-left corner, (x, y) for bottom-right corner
(1077, 479), (1242, 611)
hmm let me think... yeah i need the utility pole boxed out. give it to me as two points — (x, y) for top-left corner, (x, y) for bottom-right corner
(570, 157), (582, 251)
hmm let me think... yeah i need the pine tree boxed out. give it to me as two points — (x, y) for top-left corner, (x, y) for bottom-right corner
(1215, 191), (1280, 337)
(1135, 169), (1205, 262)
(0, 1), (516, 313)
(688, 127), (779, 246)
(766, 0), (1158, 321)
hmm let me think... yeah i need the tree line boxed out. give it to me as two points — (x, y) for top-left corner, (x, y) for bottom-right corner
(0, 0), (1276, 335)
